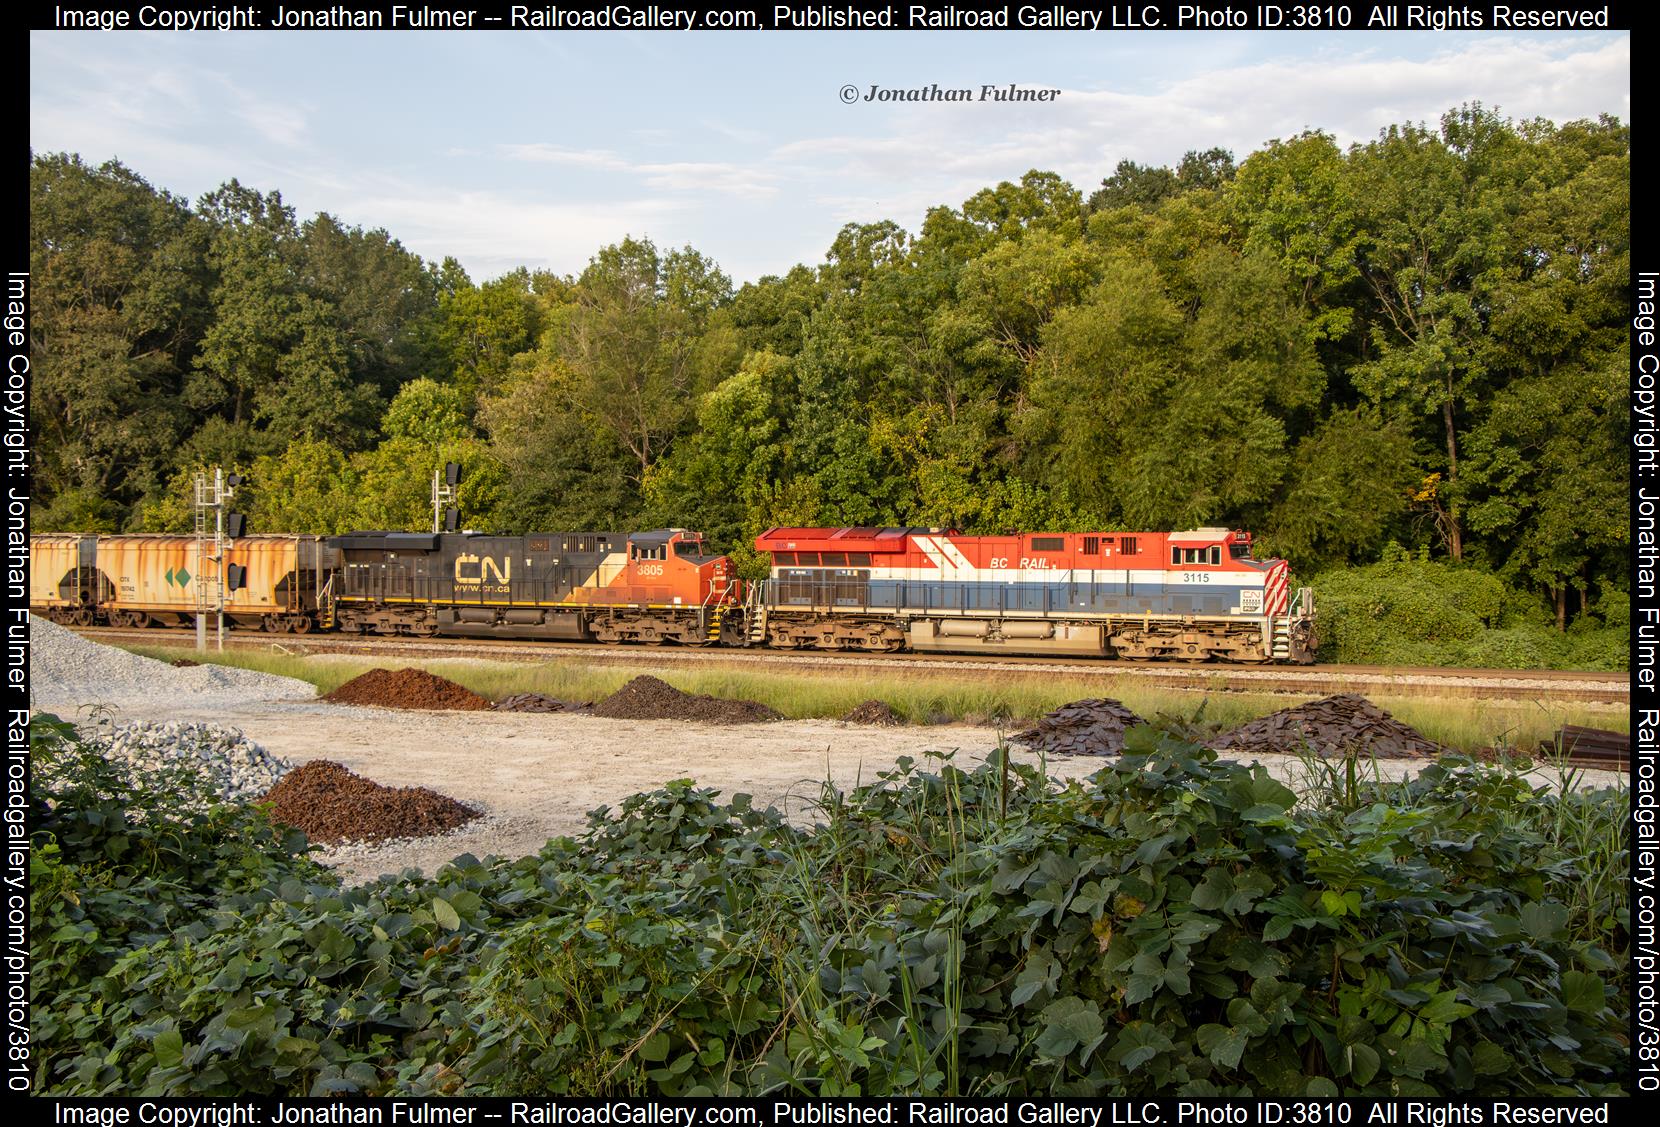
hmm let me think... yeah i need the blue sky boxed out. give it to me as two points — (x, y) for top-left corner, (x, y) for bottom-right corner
(31, 29), (1629, 285)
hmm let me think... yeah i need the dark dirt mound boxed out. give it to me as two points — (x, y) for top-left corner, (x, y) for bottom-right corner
(323, 667), (490, 711)
(169, 658), (200, 668)
(262, 760), (481, 845)
(589, 675), (780, 724)
(493, 692), (586, 713)
(1212, 694), (1442, 760)
(1012, 698), (1146, 757)
(842, 699), (903, 726)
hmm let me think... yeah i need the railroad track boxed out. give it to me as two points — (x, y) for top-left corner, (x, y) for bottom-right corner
(71, 626), (1630, 705)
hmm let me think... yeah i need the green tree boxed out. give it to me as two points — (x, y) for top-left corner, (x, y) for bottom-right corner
(644, 351), (794, 558)
(192, 180), (380, 450)
(298, 213), (440, 399)
(29, 154), (206, 516)
(477, 359), (640, 529)
(1031, 248), (1320, 529)
(436, 266), (542, 405)
(248, 438), (358, 534)
(1262, 410), (1422, 569)
(1229, 131), (1362, 340)
(382, 378), (473, 446)
(1347, 106), (1535, 561)
(1086, 148), (1235, 212)
(557, 237), (732, 480)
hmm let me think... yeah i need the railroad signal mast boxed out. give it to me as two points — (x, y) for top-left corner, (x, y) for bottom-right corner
(431, 462), (461, 533)
(192, 468), (245, 653)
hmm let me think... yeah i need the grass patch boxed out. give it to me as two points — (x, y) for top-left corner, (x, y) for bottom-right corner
(123, 644), (1625, 755)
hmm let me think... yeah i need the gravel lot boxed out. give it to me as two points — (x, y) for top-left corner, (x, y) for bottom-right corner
(32, 693), (1622, 886)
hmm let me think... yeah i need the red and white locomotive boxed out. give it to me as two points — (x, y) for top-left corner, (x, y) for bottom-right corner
(750, 526), (1316, 663)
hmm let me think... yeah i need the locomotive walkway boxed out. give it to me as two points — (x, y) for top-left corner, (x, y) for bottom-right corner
(74, 627), (1629, 705)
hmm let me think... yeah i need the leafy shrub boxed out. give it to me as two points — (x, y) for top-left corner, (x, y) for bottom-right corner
(32, 717), (1628, 1097)
(1313, 548), (1627, 670)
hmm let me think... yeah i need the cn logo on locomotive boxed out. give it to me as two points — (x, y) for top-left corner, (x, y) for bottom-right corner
(455, 553), (510, 586)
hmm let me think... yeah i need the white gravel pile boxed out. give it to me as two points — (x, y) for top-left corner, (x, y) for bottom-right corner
(81, 720), (292, 803)
(29, 614), (317, 711)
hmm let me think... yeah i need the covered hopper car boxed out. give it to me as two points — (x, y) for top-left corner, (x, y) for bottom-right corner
(30, 534), (334, 632)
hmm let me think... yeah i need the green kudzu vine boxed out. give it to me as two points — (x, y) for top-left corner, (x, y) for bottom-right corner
(30, 715), (1628, 1097)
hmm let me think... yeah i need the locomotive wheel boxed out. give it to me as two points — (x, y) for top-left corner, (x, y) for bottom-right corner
(292, 616), (313, 634)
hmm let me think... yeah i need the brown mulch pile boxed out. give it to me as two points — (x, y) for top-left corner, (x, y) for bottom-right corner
(492, 692), (586, 713)
(589, 675), (780, 724)
(842, 699), (903, 726)
(323, 667), (490, 711)
(1212, 694), (1443, 760)
(1012, 698), (1146, 757)
(262, 760), (481, 845)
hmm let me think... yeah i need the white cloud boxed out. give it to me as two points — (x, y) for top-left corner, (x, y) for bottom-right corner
(502, 143), (781, 198)
(502, 143), (630, 169)
(345, 187), (689, 279)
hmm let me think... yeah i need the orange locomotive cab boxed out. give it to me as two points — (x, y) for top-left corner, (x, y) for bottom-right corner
(593, 529), (742, 645)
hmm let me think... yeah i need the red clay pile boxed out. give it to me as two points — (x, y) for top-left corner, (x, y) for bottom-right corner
(589, 675), (780, 723)
(323, 667), (490, 711)
(1012, 698), (1146, 756)
(842, 699), (903, 726)
(262, 760), (481, 845)
(1212, 694), (1442, 760)
(493, 692), (584, 713)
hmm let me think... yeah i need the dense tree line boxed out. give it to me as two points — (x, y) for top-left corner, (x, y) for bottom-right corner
(29, 104), (1630, 647)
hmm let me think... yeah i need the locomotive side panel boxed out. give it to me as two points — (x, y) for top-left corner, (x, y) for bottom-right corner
(755, 526), (1313, 662)
(328, 530), (738, 644)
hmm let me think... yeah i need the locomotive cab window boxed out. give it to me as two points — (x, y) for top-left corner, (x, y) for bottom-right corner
(1173, 547), (1222, 566)
(1229, 542), (1251, 560)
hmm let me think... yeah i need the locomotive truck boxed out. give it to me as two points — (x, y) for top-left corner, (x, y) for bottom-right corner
(28, 525), (1316, 663)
